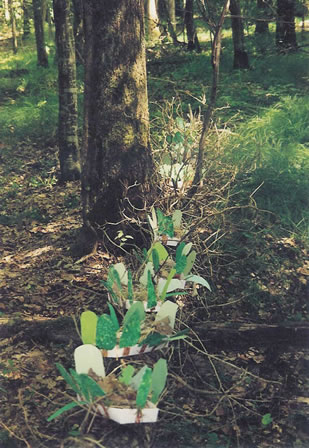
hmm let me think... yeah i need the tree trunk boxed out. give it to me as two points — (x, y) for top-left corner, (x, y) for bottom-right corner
(255, 0), (269, 33)
(167, 0), (178, 43)
(53, 0), (80, 182)
(229, 0), (249, 69)
(8, 0), (18, 54)
(72, 0), (84, 64)
(23, 0), (31, 39)
(184, 0), (201, 51)
(145, 0), (161, 41)
(82, 0), (154, 248)
(32, 0), (48, 67)
(276, 0), (298, 52)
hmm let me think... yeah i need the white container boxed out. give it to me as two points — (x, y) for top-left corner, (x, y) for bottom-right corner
(96, 401), (159, 424)
(101, 342), (168, 358)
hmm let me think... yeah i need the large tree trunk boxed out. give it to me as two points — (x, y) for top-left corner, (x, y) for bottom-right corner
(82, 0), (154, 249)
(255, 0), (269, 33)
(23, 0), (31, 39)
(53, 0), (80, 182)
(32, 0), (48, 67)
(8, 0), (18, 54)
(229, 0), (249, 69)
(184, 0), (201, 51)
(276, 0), (298, 52)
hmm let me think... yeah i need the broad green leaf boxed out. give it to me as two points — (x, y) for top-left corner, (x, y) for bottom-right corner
(123, 301), (145, 327)
(56, 363), (81, 395)
(74, 345), (105, 377)
(110, 266), (122, 292)
(165, 329), (189, 341)
(151, 359), (167, 403)
(80, 311), (98, 345)
(176, 241), (186, 260)
(130, 366), (148, 390)
(155, 300), (178, 328)
(157, 209), (174, 237)
(157, 278), (185, 295)
(147, 270), (157, 308)
(96, 314), (117, 350)
(119, 313), (141, 348)
(172, 210), (182, 229)
(152, 248), (160, 273)
(173, 131), (184, 143)
(185, 274), (211, 291)
(113, 263), (128, 286)
(149, 242), (169, 263)
(69, 369), (89, 401)
(182, 242), (192, 256)
(175, 117), (185, 130)
(127, 270), (133, 303)
(139, 261), (154, 286)
(107, 303), (119, 330)
(136, 367), (152, 409)
(78, 374), (105, 400)
(47, 401), (85, 422)
(119, 365), (135, 385)
(182, 250), (196, 277)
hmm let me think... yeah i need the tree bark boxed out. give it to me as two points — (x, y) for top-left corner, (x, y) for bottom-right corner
(81, 0), (154, 248)
(23, 0), (31, 39)
(53, 0), (81, 182)
(276, 0), (298, 52)
(229, 0), (249, 69)
(8, 0), (18, 54)
(167, 0), (178, 43)
(72, 0), (84, 64)
(32, 0), (48, 67)
(184, 0), (201, 51)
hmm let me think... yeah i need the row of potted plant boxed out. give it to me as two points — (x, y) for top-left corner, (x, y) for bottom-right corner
(48, 208), (211, 425)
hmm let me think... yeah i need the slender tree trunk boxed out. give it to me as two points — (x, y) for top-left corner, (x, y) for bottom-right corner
(8, 0), (18, 54)
(255, 0), (269, 33)
(167, 0), (178, 43)
(276, 0), (298, 52)
(191, 0), (230, 193)
(53, 0), (80, 182)
(72, 0), (84, 64)
(32, 0), (48, 67)
(145, 0), (161, 41)
(3, 0), (10, 21)
(81, 0), (154, 248)
(184, 0), (201, 51)
(23, 0), (31, 39)
(229, 0), (249, 69)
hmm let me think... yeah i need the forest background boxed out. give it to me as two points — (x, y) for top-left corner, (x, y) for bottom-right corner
(0, 0), (308, 447)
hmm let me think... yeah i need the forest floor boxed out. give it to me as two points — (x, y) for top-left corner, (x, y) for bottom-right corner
(0, 29), (309, 448)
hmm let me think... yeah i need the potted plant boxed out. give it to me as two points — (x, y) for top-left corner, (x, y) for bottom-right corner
(148, 208), (185, 246)
(48, 348), (168, 424)
(79, 301), (188, 358)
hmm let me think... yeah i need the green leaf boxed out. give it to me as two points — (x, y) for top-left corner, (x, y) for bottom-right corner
(136, 367), (152, 409)
(78, 374), (106, 400)
(176, 241), (186, 260)
(47, 401), (85, 422)
(96, 314), (117, 350)
(181, 242), (192, 256)
(166, 134), (173, 144)
(152, 248), (160, 273)
(56, 363), (81, 395)
(185, 275), (211, 291)
(80, 311), (98, 345)
(127, 270), (133, 304)
(156, 209), (174, 237)
(123, 301), (145, 327)
(172, 209), (182, 229)
(151, 359), (167, 403)
(262, 413), (273, 426)
(119, 313), (141, 348)
(173, 131), (184, 143)
(159, 268), (177, 302)
(182, 250), (196, 277)
(149, 242), (169, 263)
(147, 270), (157, 308)
(107, 303), (120, 330)
(165, 329), (189, 342)
(139, 332), (165, 347)
(111, 266), (122, 292)
(119, 365), (135, 385)
(130, 366), (148, 390)
(175, 117), (185, 130)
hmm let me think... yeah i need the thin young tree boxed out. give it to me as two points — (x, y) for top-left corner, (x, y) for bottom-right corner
(184, 0), (201, 51)
(81, 0), (154, 252)
(8, 0), (18, 54)
(53, 0), (80, 181)
(32, 0), (48, 67)
(229, 0), (249, 69)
